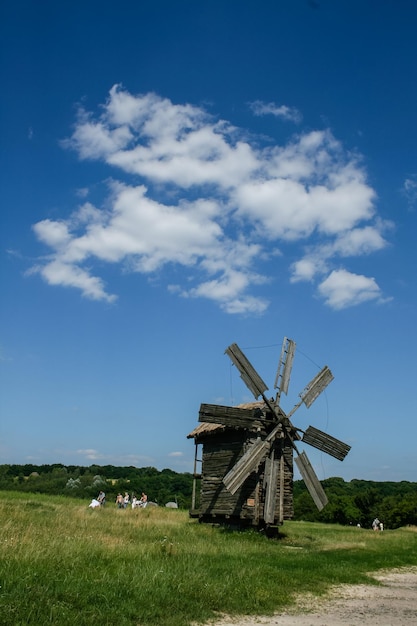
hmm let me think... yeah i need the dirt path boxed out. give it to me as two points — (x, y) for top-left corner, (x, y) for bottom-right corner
(210, 567), (417, 626)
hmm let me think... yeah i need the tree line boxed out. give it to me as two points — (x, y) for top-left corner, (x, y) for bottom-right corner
(293, 476), (417, 529)
(1, 464), (415, 529)
(0, 464), (193, 509)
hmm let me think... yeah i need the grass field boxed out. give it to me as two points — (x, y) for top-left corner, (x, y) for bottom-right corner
(1, 491), (416, 625)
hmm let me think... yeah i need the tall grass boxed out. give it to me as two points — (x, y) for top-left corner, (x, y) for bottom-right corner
(1, 491), (416, 625)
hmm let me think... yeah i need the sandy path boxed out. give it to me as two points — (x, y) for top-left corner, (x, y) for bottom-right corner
(209, 567), (417, 626)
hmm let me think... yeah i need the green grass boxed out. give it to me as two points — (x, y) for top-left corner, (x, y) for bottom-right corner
(1, 491), (416, 625)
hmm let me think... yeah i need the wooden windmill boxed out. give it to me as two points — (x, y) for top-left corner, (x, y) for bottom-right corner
(188, 338), (351, 530)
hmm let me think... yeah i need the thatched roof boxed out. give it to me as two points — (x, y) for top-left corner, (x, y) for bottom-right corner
(187, 422), (224, 438)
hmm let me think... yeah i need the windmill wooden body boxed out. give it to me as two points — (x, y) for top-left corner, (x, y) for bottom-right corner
(188, 338), (351, 530)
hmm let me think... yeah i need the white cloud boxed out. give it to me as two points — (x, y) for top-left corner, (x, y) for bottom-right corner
(33, 219), (72, 248)
(333, 225), (389, 256)
(76, 187), (89, 199)
(75, 449), (153, 465)
(318, 269), (382, 309)
(63, 105), (133, 160)
(77, 448), (102, 460)
(249, 100), (302, 123)
(29, 258), (117, 303)
(290, 222), (390, 284)
(31, 85), (389, 312)
(291, 256), (325, 283)
(403, 175), (417, 209)
(183, 267), (269, 315)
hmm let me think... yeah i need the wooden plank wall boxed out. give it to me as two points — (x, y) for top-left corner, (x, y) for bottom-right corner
(197, 432), (294, 524)
(200, 438), (258, 522)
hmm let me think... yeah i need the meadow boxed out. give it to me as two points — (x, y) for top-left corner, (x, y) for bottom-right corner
(1, 491), (416, 626)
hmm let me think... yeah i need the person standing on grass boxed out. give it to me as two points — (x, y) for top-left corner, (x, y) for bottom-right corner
(115, 493), (123, 508)
(123, 492), (130, 508)
(97, 491), (106, 506)
(139, 492), (148, 508)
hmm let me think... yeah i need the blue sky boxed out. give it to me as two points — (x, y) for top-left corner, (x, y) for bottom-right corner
(1, 0), (416, 483)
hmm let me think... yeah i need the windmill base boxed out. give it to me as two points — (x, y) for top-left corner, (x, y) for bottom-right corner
(262, 524), (281, 538)
(190, 510), (283, 536)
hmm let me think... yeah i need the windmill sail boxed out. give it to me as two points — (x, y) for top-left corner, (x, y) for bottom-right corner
(295, 451), (328, 511)
(274, 337), (296, 396)
(225, 343), (268, 399)
(263, 452), (280, 524)
(299, 366), (334, 408)
(302, 426), (351, 461)
(223, 438), (270, 494)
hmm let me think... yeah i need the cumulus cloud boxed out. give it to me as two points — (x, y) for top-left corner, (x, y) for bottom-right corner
(290, 222), (391, 284)
(31, 85), (389, 311)
(318, 269), (382, 309)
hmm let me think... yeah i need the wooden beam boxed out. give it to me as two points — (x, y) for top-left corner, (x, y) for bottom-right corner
(263, 451), (279, 524)
(199, 404), (261, 429)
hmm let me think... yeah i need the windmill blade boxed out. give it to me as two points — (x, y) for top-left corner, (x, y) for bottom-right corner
(223, 438), (270, 494)
(295, 451), (328, 511)
(302, 426), (351, 461)
(299, 366), (334, 408)
(274, 337), (296, 397)
(263, 451), (280, 524)
(225, 343), (268, 400)
(199, 403), (262, 429)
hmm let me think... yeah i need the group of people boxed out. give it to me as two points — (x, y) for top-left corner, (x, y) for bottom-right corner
(89, 490), (148, 510)
(115, 491), (148, 509)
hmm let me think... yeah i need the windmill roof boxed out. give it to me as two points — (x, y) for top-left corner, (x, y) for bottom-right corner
(187, 422), (224, 438)
(187, 401), (267, 439)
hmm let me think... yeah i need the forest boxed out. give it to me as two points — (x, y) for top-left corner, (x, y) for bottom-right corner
(0, 463), (193, 510)
(0, 464), (415, 530)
